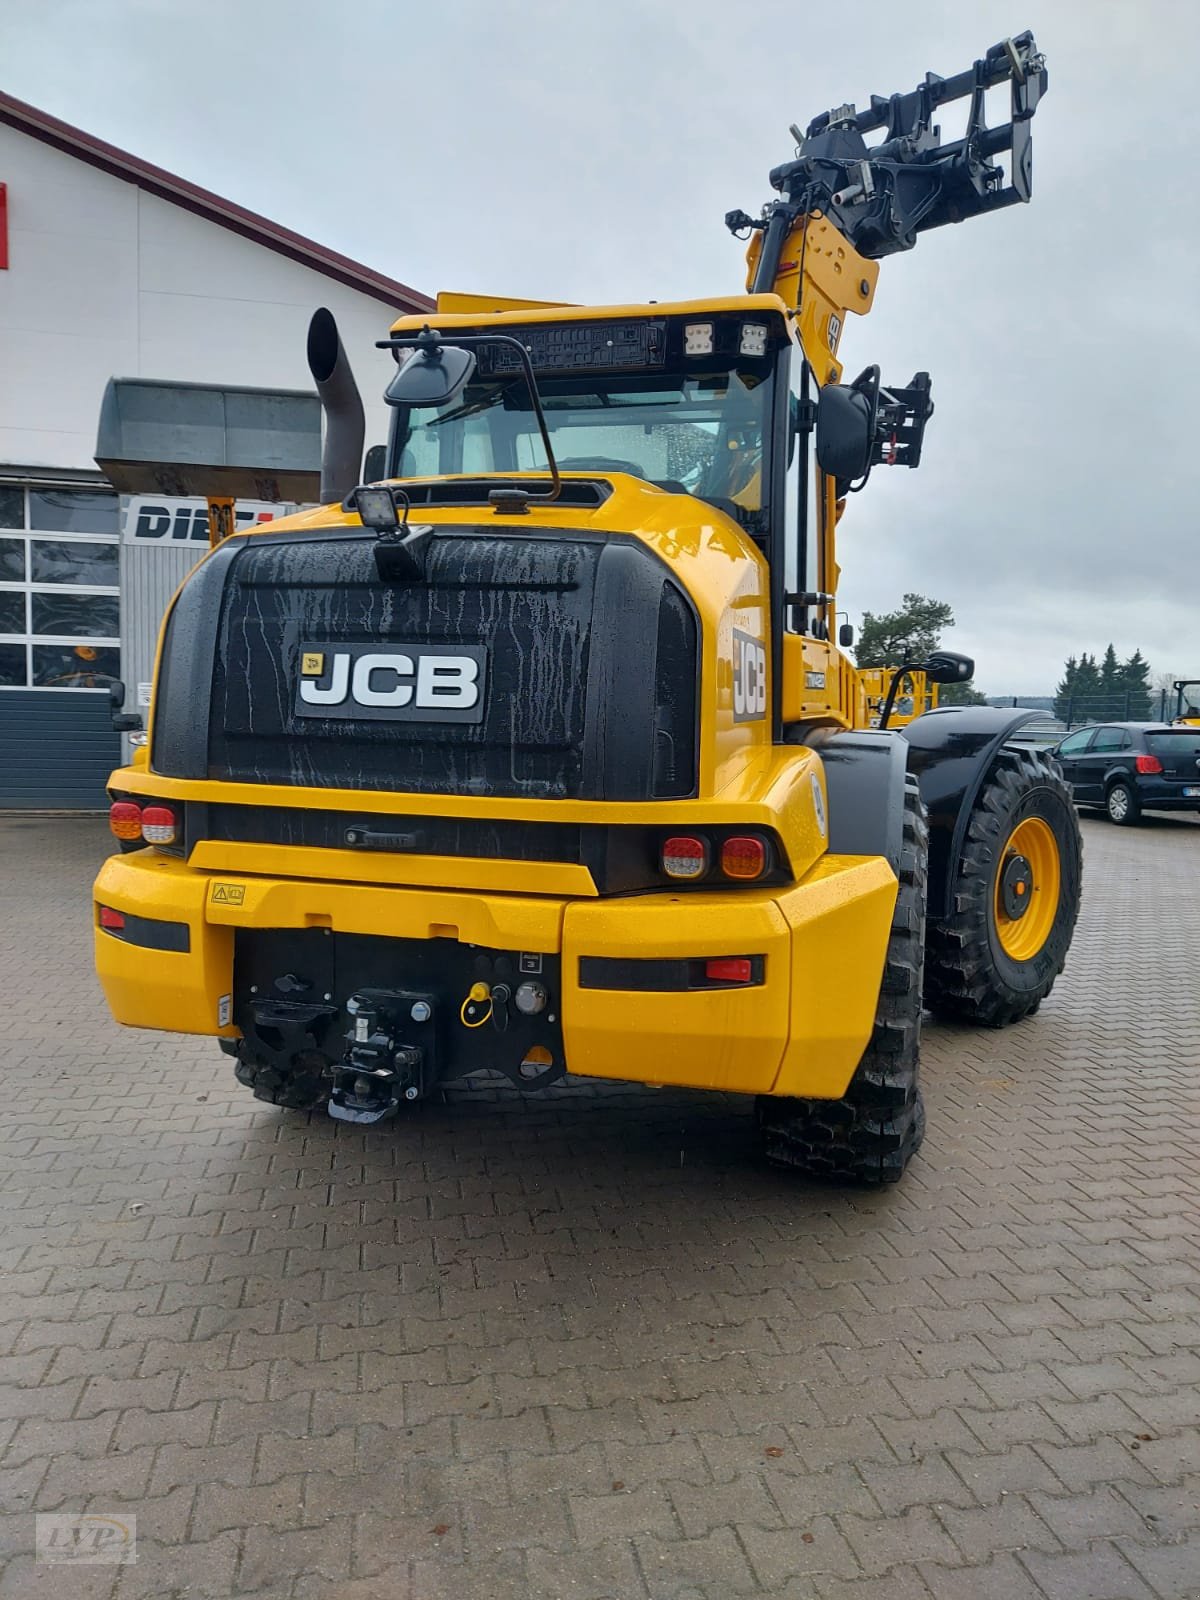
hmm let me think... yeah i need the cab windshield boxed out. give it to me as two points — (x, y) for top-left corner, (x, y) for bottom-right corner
(391, 368), (775, 523)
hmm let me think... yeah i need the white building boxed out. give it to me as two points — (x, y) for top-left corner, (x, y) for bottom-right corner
(0, 91), (430, 807)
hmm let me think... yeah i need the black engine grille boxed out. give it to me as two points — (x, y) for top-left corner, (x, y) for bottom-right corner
(152, 526), (698, 803)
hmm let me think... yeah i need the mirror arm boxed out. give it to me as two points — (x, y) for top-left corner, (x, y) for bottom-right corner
(877, 666), (909, 730)
(377, 332), (562, 513)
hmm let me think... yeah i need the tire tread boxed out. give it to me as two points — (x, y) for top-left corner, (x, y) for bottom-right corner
(757, 778), (928, 1186)
(923, 746), (1082, 1027)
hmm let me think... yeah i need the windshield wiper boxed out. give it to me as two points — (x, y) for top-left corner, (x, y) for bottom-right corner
(426, 388), (506, 428)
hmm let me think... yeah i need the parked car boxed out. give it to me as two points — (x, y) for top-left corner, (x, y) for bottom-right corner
(1052, 722), (1200, 825)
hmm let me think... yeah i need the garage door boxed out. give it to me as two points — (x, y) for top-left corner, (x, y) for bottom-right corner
(1, 483), (122, 808)
(0, 690), (119, 809)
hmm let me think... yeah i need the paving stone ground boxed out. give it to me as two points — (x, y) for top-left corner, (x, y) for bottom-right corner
(0, 809), (1197, 1600)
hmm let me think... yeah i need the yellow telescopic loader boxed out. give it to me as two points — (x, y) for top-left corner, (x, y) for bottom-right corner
(93, 32), (1079, 1183)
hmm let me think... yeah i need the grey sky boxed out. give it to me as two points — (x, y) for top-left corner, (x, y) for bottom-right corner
(3, 0), (1197, 694)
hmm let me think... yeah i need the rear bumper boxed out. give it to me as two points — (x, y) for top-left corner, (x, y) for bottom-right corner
(1078, 784), (1200, 813)
(93, 849), (897, 1100)
(1136, 782), (1200, 811)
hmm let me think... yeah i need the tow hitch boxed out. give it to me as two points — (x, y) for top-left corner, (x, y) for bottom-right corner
(329, 989), (437, 1125)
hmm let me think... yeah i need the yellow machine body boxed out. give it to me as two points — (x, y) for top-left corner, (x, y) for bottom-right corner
(857, 669), (940, 728)
(1172, 680), (1200, 725)
(95, 399), (900, 1100)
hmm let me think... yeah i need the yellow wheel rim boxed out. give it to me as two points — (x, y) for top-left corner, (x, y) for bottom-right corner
(993, 816), (1061, 962)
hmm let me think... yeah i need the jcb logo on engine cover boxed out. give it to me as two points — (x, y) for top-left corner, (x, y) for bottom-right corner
(732, 629), (767, 722)
(295, 642), (487, 724)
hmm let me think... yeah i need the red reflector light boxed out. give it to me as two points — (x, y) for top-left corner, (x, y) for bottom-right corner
(98, 906), (125, 931)
(1135, 754), (1163, 774)
(109, 800), (142, 840)
(705, 957), (753, 984)
(720, 835), (766, 880)
(662, 835), (709, 880)
(141, 805), (177, 845)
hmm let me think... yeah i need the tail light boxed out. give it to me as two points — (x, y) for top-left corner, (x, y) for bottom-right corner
(1135, 754), (1163, 774)
(98, 906), (125, 931)
(720, 835), (766, 880)
(662, 836), (709, 880)
(705, 957), (753, 984)
(140, 805), (178, 845)
(109, 801), (142, 841)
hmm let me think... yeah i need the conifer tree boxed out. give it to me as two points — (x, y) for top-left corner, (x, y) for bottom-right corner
(1099, 644), (1121, 716)
(1121, 649), (1152, 719)
(1053, 656), (1078, 723)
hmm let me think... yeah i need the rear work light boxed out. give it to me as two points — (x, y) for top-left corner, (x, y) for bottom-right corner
(1135, 754), (1164, 774)
(98, 906), (125, 931)
(140, 806), (178, 846)
(720, 835), (767, 880)
(662, 835), (709, 880)
(109, 801), (142, 841)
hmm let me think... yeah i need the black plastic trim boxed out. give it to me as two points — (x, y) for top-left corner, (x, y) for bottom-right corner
(101, 912), (190, 953)
(204, 803), (582, 866)
(150, 539), (242, 780)
(583, 543), (672, 800)
(901, 706), (1050, 920)
(767, 349), (792, 743)
(578, 955), (765, 991)
(795, 727), (909, 873)
(376, 478), (613, 510)
(180, 804), (789, 896)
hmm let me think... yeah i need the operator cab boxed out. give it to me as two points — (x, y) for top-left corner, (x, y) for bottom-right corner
(381, 300), (794, 545)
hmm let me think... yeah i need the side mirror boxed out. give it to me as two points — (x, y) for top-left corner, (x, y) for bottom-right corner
(362, 443), (387, 482)
(385, 343), (476, 408)
(815, 366), (880, 486)
(919, 650), (975, 684)
(108, 679), (144, 733)
(838, 622), (855, 649)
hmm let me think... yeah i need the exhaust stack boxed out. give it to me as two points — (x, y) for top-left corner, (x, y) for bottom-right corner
(307, 307), (366, 504)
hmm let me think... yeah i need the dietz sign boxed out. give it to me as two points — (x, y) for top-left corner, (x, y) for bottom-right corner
(296, 643), (487, 724)
(122, 496), (289, 545)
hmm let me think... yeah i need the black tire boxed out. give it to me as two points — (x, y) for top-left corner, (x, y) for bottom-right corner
(233, 1046), (329, 1111)
(1106, 780), (1141, 826)
(756, 777), (928, 1186)
(924, 747), (1082, 1028)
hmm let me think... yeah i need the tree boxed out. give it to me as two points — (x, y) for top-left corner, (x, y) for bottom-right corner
(855, 591), (988, 704)
(856, 593), (954, 668)
(1054, 648), (1155, 723)
(1054, 656), (1078, 723)
(1120, 649), (1152, 719)
(1099, 644), (1121, 716)
(1073, 652), (1101, 714)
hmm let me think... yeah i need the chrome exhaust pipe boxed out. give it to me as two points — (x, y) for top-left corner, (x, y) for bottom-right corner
(307, 307), (365, 504)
